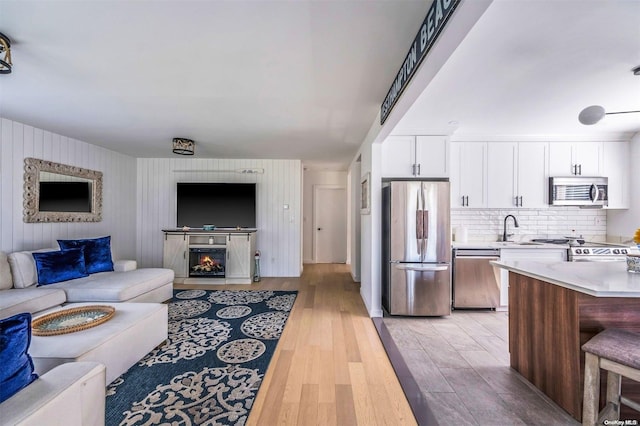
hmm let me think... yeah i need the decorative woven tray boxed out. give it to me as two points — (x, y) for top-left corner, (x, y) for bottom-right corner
(32, 305), (115, 336)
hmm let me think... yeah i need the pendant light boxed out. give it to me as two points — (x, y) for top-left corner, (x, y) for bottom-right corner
(578, 105), (640, 125)
(578, 66), (640, 125)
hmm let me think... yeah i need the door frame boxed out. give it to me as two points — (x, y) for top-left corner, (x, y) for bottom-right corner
(313, 184), (347, 263)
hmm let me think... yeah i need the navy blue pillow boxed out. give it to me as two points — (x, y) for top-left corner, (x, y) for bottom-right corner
(0, 313), (38, 403)
(58, 236), (114, 274)
(32, 248), (89, 285)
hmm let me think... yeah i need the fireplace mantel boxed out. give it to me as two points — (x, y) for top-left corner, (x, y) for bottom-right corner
(162, 230), (256, 284)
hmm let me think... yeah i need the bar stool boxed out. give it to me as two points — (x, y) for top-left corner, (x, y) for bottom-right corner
(581, 328), (640, 426)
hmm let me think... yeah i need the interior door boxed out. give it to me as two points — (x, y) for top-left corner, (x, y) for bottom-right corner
(314, 187), (347, 263)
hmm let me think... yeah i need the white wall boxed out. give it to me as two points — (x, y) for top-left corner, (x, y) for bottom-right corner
(607, 132), (640, 242)
(0, 118), (137, 258)
(302, 169), (347, 263)
(136, 158), (302, 277)
(348, 162), (361, 282)
(347, 136), (384, 317)
(350, 0), (493, 317)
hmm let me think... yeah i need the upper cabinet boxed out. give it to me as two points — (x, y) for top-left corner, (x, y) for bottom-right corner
(486, 142), (517, 208)
(602, 141), (630, 209)
(516, 142), (549, 208)
(450, 142), (486, 208)
(381, 135), (449, 178)
(549, 142), (601, 176)
(486, 142), (548, 208)
(415, 136), (449, 177)
(448, 140), (628, 210)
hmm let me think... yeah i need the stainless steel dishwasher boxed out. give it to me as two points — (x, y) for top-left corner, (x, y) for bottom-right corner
(452, 248), (501, 309)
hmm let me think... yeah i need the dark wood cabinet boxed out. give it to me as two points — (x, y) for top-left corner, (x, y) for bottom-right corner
(508, 271), (640, 421)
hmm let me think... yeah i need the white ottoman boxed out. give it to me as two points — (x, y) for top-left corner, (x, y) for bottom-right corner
(29, 302), (168, 384)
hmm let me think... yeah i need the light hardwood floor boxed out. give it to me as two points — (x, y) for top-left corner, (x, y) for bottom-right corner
(176, 263), (416, 426)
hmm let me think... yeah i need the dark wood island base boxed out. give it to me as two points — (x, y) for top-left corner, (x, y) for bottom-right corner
(508, 271), (640, 422)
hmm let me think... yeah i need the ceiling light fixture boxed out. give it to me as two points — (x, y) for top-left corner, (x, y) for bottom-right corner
(578, 105), (640, 125)
(578, 66), (640, 125)
(0, 32), (12, 74)
(172, 138), (195, 155)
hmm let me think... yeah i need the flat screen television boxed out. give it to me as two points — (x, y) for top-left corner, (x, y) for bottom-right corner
(176, 183), (256, 229)
(39, 181), (92, 212)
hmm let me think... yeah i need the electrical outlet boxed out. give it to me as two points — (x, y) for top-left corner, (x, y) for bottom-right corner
(594, 217), (604, 225)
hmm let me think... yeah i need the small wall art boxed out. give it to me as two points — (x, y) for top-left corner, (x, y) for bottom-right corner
(360, 172), (371, 215)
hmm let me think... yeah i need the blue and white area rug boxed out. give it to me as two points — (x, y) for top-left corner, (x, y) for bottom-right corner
(106, 290), (297, 426)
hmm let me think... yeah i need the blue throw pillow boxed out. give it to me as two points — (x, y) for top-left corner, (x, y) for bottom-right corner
(0, 313), (38, 403)
(58, 236), (114, 274)
(32, 248), (89, 285)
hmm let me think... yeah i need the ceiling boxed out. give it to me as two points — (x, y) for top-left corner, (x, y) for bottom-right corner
(393, 0), (640, 140)
(1, 1), (639, 170)
(0, 0), (428, 169)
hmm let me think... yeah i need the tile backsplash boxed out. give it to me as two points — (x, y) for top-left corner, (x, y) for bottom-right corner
(451, 207), (606, 243)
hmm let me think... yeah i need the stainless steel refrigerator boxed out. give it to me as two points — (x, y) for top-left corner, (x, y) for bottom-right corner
(382, 180), (451, 316)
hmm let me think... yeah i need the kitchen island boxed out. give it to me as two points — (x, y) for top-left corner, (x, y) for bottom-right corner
(491, 260), (640, 421)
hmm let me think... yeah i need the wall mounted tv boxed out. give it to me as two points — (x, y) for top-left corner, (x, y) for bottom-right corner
(176, 183), (256, 229)
(39, 181), (92, 212)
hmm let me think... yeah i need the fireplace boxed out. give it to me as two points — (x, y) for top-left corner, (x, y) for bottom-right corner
(189, 247), (226, 278)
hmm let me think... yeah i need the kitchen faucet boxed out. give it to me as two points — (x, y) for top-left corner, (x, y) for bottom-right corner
(503, 215), (520, 242)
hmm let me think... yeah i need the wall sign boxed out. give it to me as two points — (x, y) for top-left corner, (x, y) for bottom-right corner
(380, 0), (461, 124)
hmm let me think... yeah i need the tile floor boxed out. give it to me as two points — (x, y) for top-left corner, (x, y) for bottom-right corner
(381, 311), (580, 425)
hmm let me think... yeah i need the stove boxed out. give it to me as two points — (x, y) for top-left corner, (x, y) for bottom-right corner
(531, 239), (640, 262)
(567, 245), (637, 262)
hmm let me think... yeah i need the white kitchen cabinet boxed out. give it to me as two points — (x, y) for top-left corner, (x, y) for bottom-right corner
(549, 142), (601, 176)
(602, 141), (630, 209)
(487, 142), (517, 208)
(486, 142), (548, 209)
(162, 233), (188, 278)
(381, 136), (415, 177)
(415, 136), (449, 177)
(381, 135), (448, 178)
(516, 142), (548, 208)
(226, 233), (255, 282)
(450, 142), (486, 207)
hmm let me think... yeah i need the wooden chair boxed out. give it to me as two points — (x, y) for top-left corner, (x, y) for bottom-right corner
(582, 328), (640, 425)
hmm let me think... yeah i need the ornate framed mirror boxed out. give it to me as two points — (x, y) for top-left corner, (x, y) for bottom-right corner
(23, 158), (103, 222)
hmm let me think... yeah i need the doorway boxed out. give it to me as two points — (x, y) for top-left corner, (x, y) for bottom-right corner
(314, 186), (347, 263)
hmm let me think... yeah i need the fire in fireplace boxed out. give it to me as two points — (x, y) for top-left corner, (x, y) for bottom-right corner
(189, 247), (226, 277)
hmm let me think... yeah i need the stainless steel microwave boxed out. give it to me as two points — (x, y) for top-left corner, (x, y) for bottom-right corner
(549, 176), (608, 207)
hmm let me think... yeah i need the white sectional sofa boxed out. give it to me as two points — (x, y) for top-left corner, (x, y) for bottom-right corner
(0, 362), (106, 426)
(0, 244), (172, 425)
(0, 249), (174, 319)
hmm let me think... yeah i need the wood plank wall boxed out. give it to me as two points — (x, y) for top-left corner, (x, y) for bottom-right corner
(0, 118), (303, 277)
(136, 158), (302, 276)
(0, 118), (137, 259)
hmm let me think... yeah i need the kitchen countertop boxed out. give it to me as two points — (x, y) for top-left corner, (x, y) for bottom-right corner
(452, 241), (568, 249)
(490, 260), (640, 297)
